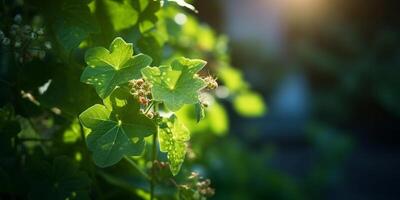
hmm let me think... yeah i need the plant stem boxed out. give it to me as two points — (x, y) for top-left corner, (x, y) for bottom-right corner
(150, 132), (157, 199)
(124, 156), (150, 181)
(150, 102), (159, 200)
(144, 101), (155, 115)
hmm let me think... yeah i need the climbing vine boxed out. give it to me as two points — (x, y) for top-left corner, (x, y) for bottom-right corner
(0, 0), (266, 199)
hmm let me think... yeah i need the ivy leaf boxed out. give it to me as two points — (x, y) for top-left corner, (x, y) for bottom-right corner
(79, 88), (157, 167)
(141, 57), (207, 111)
(81, 37), (152, 99)
(158, 115), (190, 176)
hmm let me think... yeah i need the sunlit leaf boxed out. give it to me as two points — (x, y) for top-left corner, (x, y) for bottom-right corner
(81, 37), (152, 99)
(135, 0), (161, 33)
(141, 57), (206, 111)
(158, 115), (190, 176)
(103, 0), (139, 31)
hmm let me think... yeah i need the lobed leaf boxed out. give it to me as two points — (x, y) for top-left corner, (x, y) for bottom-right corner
(79, 88), (157, 167)
(141, 57), (207, 111)
(81, 37), (152, 99)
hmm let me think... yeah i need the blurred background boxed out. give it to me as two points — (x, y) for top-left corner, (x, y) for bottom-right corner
(191, 0), (400, 199)
(1, 0), (400, 199)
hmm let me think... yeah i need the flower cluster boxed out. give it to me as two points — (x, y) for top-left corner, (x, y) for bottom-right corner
(0, 14), (51, 63)
(179, 172), (215, 200)
(203, 75), (218, 90)
(129, 78), (152, 106)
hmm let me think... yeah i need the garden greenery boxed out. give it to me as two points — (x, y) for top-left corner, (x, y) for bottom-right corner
(0, 0), (266, 199)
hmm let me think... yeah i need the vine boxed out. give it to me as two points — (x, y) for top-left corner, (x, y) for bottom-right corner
(0, 0), (266, 199)
(79, 37), (217, 198)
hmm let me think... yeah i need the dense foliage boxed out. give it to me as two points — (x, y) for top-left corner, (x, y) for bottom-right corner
(0, 0), (266, 199)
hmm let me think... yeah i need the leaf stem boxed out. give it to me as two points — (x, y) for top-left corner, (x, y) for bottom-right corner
(124, 156), (151, 181)
(144, 101), (155, 115)
(150, 102), (159, 200)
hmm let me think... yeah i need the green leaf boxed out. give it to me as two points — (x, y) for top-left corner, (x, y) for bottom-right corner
(194, 103), (205, 123)
(81, 37), (152, 99)
(133, 0), (161, 33)
(102, 0), (139, 31)
(141, 57), (207, 111)
(137, 34), (163, 65)
(79, 88), (157, 167)
(158, 115), (190, 176)
(52, 0), (99, 51)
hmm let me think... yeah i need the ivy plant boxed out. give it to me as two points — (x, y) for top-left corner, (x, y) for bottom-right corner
(79, 37), (215, 198)
(0, 0), (265, 199)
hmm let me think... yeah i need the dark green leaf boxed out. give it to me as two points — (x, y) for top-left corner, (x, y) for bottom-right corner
(52, 0), (99, 51)
(79, 88), (157, 167)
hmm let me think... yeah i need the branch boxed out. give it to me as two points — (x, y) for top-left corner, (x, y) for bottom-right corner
(150, 102), (159, 200)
